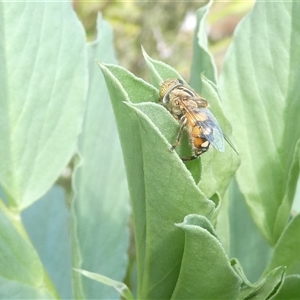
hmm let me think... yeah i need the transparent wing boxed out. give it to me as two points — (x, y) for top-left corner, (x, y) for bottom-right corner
(223, 132), (239, 155)
(177, 96), (225, 152)
(194, 108), (225, 152)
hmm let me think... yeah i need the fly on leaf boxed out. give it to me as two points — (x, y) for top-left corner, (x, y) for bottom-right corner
(159, 79), (237, 161)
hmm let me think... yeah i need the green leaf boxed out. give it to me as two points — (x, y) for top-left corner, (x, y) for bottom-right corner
(22, 186), (72, 299)
(0, 279), (55, 300)
(0, 199), (58, 299)
(98, 63), (157, 299)
(172, 214), (242, 299)
(232, 258), (285, 300)
(264, 214), (300, 276)
(142, 46), (184, 88)
(0, 2), (87, 209)
(219, 1), (300, 245)
(189, 0), (217, 91)
(72, 15), (130, 300)
(99, 63), (215, 299)
(74, 269), (134, 300)
(229, 179), (272, 282)
(231, 258), (255, 288)
(292, 179), (300, 214)
(273, 275), (300, 300)
(231, 258), (285, 300)
(237, 266), (285, 300)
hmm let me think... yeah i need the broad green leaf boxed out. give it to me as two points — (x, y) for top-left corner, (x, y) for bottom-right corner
(125, 102), (215, 299)
(273, 274), (300, 300)
(189, 0), (217, 90)
(172, 214), (242, 300)
(264, 214), (300, 276)
(219, 1), (300, 245)
(74, 269), (134, 300)
(100, 63), (215, 299)
(99, 63), (157, 298)
(0, 199), (58, 299)
(229, 179), (272, 282)
(22, 186), (72, 299)
(0, 2), (87, 209)
(237, 266), (285, 300)
(72, 15), (130, 300)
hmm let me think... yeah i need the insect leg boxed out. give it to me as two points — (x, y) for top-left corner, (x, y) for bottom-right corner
(181, 155), (198, 161)
(170, 116), (187, 152)
(181, 139), (210, 161)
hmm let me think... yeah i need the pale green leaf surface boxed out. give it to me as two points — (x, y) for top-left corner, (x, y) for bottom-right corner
(238, 266), (285, 300)
(264, 214), (300, 276)
(142, 47), (185, 88)
(22, 186), (72, 299)
(100, 64), (215, 299)
(72, 16), (130, 300)
(0, 200), (57, 299)
(99, 63), (158, 296)
(229, 179), (272, 283)
(230, 258), (254, 288)
(0, 2), (87, 209)
(273, 274), (300, 300)
(189, 0), (217, 91)
(172, 214), (242, 300)
(128, 103), (215, 299)
(292, 178), (300, 214)
(215, 191), (230, 254)
(74, 269), (134, 300)
(219, 1), (300, 245)
(0, 277), (55, 300)
(232, 258), (285, 299)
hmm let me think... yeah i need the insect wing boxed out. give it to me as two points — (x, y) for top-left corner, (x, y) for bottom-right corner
(223, 132), (239, 155)
(196, 108), (225, 152)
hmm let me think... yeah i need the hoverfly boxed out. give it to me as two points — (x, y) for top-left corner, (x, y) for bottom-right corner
(159, 78), (229, 161)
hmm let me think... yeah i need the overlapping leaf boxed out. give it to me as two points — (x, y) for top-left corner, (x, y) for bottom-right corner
(230, 258), (286, 299)
(173, 214), (242, 299)
(273, 275), (300, 300)
(220, 1), (300, 245)
(100, 62), (215, 299)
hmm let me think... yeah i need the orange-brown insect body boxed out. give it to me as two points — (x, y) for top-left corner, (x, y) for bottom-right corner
(159, 78), (225, 160)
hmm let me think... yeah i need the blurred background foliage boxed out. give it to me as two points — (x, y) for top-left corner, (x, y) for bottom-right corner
(74, 0), (254, 81)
